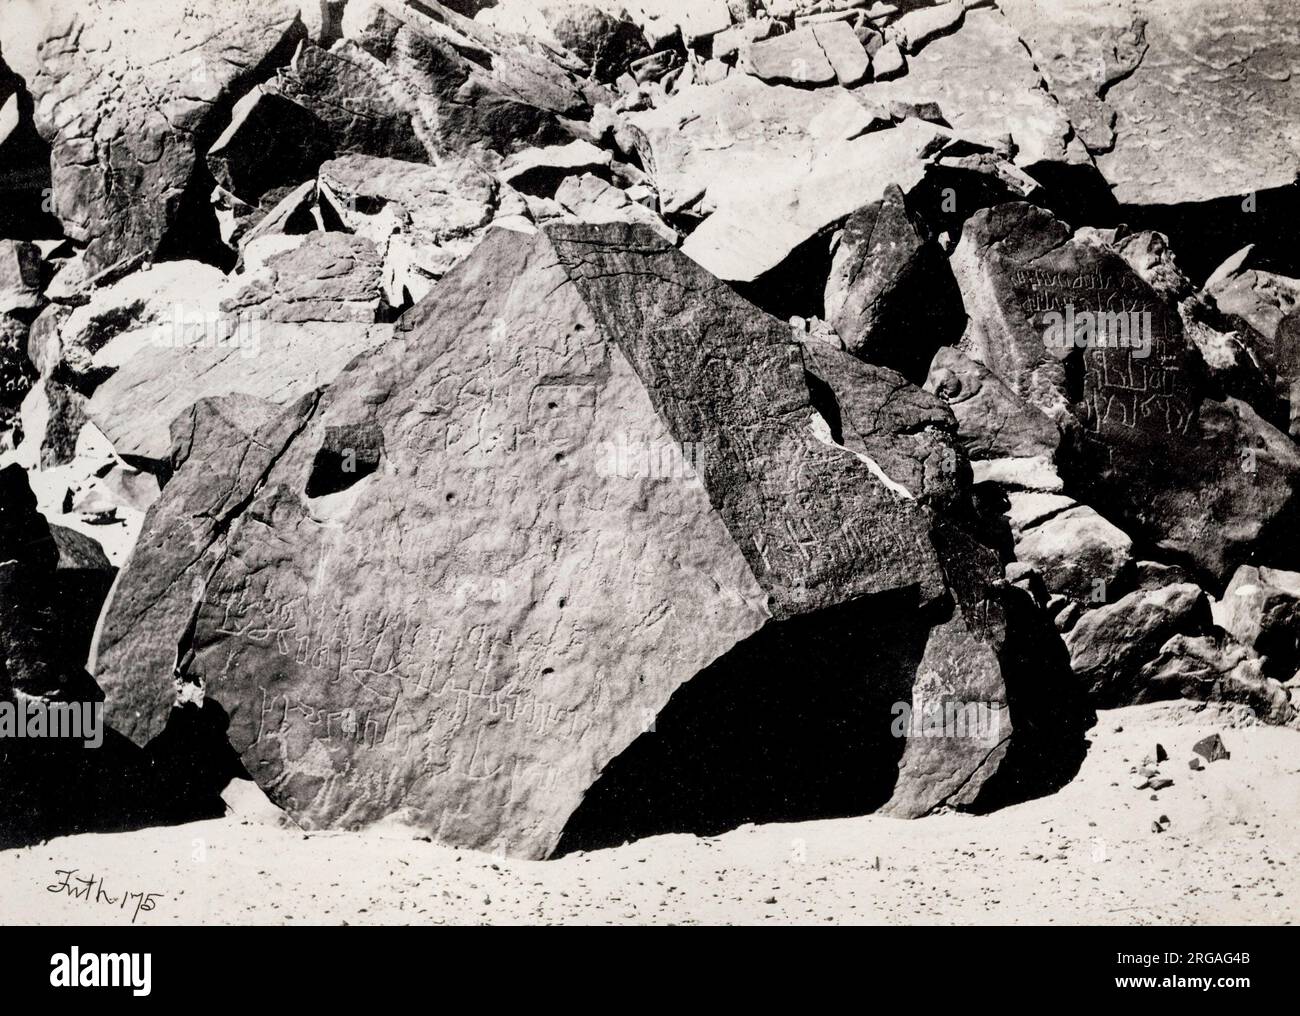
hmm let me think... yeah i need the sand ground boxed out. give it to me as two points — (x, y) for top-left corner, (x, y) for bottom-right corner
(2, 701), (1296, 925)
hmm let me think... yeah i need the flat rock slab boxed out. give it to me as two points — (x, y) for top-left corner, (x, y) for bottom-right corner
(858, 6), (1093, 171)
(1000, 0), (1300, 205)
(813, 21), (871, 87)
(623, 74), (888, 218)
(744, 27), (837, 86)
(86, 317), (392, 467)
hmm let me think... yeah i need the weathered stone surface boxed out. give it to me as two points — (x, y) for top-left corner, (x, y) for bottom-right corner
(1012, 500), (1133, 601)
(317, 153), (499, 300)
(1000, 0), (1300, 206)
(623, 74), (887, 218)
(536, 2), (650, 82)
(92, 223), (1092, 854)
(801, 339), (967, 506)
(1065, 583), (1212, 707)
(925, 346), (1062, 461)
(681, 116), (941, 282)
(220, 233), (387, 323)
(86, 314), (390, 469)
(261, 41), (431, 164)
(871, 40), (905, 79)
(1204, 255), (1300, 436)
(206, 89), (338, 208)
(91, 392), (315, 740)
(825, 184), (964, 380)
(499, 140), (612, 197)
(553, 174), (678, 244)
(894, 0), (965, 53)
(858, 7), (1094, 174)
(50, 261), (229, 389)
(0, 463), (102, 703)
(813, 20), (871, 87)
(1214, 565), (1300, 681)
(971, 455), (1063, 493)
(743, 28), (837, 86)
(953, 201), (1300, 583)
(48, 524), (116, 668)
(0, 240), (42, 315)
(1136, 634), (1295, 724)
(31, 1), (307, 275)
(382, 1), (593, 157)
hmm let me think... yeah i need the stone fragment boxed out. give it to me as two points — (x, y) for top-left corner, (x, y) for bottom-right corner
(1012, 502), (1133, 602)
(1066, 584), (1213, 707)
(825, 184), (964, 380)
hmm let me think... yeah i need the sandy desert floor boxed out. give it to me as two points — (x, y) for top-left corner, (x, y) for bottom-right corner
(2, 701), (1296, 926)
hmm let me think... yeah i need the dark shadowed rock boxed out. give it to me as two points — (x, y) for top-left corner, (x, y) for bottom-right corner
(1137, 635), (1294, 724)
(31, 1), (307, 275)
(1193, 732), (1231, 763)
(48, 524), (115, 668)
(1065, 583), (1213, 708)
(925, 346), (1061, 461)
(801, 340), (966, 507)
(261, 41), (431, 164)
(537, 2), (649, 82)
(953, 201), (1300, 583)
(1214, 565), (1300, 681)
(825, 185), (964, 381)
(380, 2), (593, 158)
(206, 89), (339, 208)
(97, 223), (1087, 855)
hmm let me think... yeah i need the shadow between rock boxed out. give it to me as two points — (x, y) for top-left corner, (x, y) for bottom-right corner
(554, 588), (932, 856)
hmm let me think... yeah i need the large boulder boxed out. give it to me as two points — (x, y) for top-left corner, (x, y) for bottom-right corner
(825, 185), (964, 382)
(95, 223), (1088, 856)
(1136, 634), (1296, 723)
(952, 201), (1300, 583)
(1214, 565), (1300, 681)
(925, 346), (1062, 462)
(622, 74), (941, 282)
(1009, 496), (1133, 602)
(378, 0), (594, 158)
(31, 1), (307, 275)
(1065, 583), (1213, 707)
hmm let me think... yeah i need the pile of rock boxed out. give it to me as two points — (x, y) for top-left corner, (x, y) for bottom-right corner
(0, 0), (1297, 855)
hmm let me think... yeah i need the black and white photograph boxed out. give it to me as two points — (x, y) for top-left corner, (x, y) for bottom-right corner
(0, 0), (1294, 995)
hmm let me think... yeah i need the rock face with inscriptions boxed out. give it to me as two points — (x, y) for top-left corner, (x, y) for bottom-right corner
(95, 223), (1088, 855)
(953, 202), (1300, 584)
(30, 0), (307, 275)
